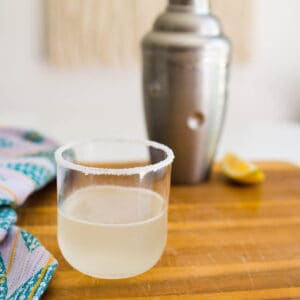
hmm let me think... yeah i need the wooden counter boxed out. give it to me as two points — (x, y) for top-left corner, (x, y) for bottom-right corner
(17, 162), (300, 299)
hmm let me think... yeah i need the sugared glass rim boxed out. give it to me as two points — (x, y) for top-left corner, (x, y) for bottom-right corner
(55, 138), (174, 176)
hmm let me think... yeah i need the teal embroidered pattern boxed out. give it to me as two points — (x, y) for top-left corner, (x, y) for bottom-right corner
(22, 131), (44, 144)
(23, 151), (56, 166)
(0, 209), (17, 238)
(0, 138), (13, 149)
(27, 262), (57, 300)
(20, 230), (41, 253)
(0, 254), (8, 300)
(0, 199), (14, 207)
(0, 128), (58, 299)
(7, 262), (57, 300)
(0, 162), (53, 188)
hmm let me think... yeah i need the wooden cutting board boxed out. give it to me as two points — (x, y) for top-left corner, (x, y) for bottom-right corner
(17, 161), (300, 299)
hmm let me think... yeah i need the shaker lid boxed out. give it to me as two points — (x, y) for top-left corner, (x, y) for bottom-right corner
(169, 0), (210, 14)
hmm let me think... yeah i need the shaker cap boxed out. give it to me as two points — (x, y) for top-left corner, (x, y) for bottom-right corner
(169, 0), (210, 14)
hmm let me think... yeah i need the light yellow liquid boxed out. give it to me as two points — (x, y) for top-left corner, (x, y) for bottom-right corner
(58, 185), (167, 279)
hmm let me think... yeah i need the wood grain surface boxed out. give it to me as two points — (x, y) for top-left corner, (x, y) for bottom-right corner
(17, 162), (300, 299)
(47, 0), (252, 67)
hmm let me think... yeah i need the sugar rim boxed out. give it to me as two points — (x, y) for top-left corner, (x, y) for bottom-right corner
(55, 138), (174, 176)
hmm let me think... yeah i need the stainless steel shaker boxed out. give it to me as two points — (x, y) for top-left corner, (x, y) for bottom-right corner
(142, 0), (231, 184)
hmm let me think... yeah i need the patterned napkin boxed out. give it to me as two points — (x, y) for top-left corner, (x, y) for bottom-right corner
(0, 128), (58, 299)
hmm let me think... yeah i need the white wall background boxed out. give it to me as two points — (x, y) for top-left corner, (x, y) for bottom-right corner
(0, 0), (300, 144)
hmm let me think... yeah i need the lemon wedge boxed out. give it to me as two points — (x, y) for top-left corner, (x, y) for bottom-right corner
(221, 153), (265, 184)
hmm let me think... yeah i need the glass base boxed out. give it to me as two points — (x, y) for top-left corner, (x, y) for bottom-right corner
(61, 251), (163, 279)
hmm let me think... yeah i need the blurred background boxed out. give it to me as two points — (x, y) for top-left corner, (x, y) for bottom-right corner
(1, 0), (300, 163)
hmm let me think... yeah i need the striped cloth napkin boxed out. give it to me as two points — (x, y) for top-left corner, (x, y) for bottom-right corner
(0, 128), (58, 299)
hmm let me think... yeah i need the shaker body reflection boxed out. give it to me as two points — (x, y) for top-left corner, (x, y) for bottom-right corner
(143, 0), (231, 184)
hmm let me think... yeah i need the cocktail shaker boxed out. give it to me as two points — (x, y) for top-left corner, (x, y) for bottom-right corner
(142, 0), (231, 184)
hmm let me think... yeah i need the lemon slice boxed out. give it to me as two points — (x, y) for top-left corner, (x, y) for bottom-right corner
(221, 153), (265, 184)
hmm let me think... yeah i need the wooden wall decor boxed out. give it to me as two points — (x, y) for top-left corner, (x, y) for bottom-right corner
(46, 0), (252, 67)
(211, 0), (253, 64)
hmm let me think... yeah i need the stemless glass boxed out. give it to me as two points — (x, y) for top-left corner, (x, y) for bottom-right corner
(55, 139), (174, 279)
